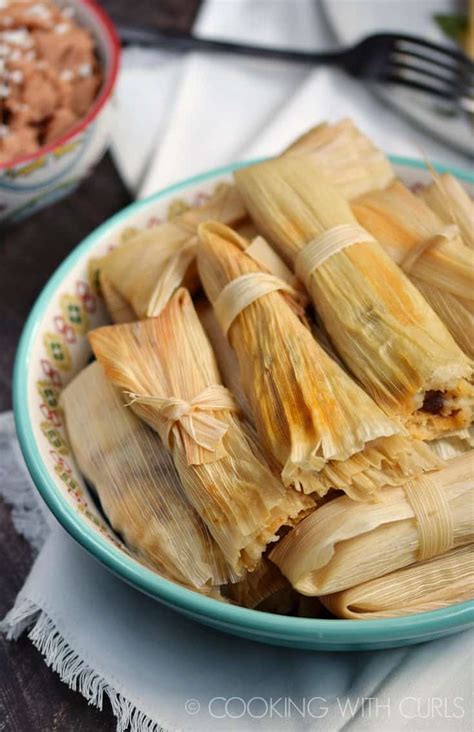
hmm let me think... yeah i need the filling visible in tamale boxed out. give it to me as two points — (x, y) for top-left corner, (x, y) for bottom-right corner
(197, 222), (441, 501)
(234, 156), (474, 441)
(89, 289), (313, 576)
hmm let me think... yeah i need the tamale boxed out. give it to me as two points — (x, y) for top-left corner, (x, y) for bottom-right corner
(61, 361), (229, 589)
(353, 181), (474, 358)
(197, 222), (441, 500)
(284, 118), (395, 199)
(235, 156), (474, 441)
(322, 545), (474, 619)
(92, 184), (247, 320)
(270, 452), (474, 596)
(89, 289), (313, 576)
(418, 173), (474, 250)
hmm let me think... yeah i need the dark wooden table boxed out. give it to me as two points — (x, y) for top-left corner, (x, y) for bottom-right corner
(0, 2), (200, 729)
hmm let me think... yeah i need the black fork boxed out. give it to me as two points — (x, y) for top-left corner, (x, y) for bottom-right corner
(119, 27), (474, 113)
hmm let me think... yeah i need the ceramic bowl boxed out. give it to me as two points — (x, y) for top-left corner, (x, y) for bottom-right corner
(0, 0), (120, 224)
(13, 156), (474, 651)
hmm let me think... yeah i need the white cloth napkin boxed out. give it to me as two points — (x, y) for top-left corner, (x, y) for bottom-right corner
(3, 1), (474, 729)
(110, 0), (470, 197)
(1, 410), (472, 732)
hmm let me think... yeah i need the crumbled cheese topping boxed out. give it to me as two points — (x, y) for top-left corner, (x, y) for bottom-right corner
(55, 21), (69, 34)
(0, 28), (34, 47)
(78, 62), (91, 78)
(60, 68), (73, 81)
(8, 68), (23, 83)
(26, 3), (51, 20)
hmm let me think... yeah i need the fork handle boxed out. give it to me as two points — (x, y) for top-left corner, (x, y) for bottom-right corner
(118, 25), (340, 64)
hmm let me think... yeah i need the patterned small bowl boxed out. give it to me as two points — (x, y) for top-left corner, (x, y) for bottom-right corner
(0, 0), (120, 224)
(13, 157), (474, 651)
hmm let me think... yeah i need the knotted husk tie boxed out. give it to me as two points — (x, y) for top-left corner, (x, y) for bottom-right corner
(125, 384), (239, 459)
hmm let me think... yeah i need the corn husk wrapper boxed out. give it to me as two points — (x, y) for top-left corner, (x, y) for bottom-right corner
(270, 452), (474, 595)
(418, 173), (474, 250)
(99, 273), (136, 324)
(284, 118), (395, 199)
(353, 181), (474, 358)
(322, 545), (474, 619)
(91, 184), (247, 321)
(89, 289), (313, 576)
(235, 157), (474, 441)
(224, 559), (296, 612)
(61, 361), (229, 589)
(430, 427), (474, 460)
(196, 296), (254, 423)
(285, 120), (474, 358)
(198, 222), (441, 500)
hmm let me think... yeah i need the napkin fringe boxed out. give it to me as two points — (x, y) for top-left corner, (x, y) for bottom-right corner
(0, 411), (49, 552)
(1, 597), (166, 732)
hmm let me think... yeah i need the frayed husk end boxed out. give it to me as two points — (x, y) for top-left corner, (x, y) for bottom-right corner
(316, 434), (443, 501)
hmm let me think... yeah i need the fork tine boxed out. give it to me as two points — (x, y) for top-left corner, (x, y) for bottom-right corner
(391, 33), (474, 68)
(391, 47), (463, 75)
(383, 72), (460, 100)
(387, 58), (473, 93)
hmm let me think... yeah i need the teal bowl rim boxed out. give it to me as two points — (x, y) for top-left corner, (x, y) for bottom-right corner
(13, 154), (474, 645)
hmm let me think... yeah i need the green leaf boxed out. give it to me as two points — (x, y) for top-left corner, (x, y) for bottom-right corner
(434, 13), (467, 42)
